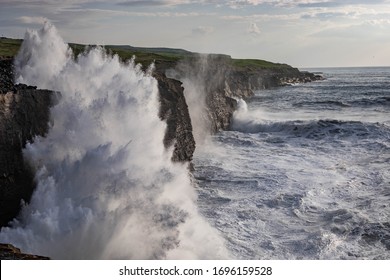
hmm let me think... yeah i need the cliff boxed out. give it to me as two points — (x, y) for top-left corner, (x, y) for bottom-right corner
(0, 41), (322, 258)
(166, 54), (322, 133)
(155, 72), (195, 162)
(0, 51), (321, 229)
(0, 59), (54, 228)
(0, 58), (194, 230)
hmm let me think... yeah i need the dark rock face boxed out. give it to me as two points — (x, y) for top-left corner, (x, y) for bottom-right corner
(0, 243), (49, 260)
(0, 59), (15, 94)
(166, 55), (322, 134)
(155, 72), (195, 162)
(166, 55), (238, 135)
(0, 84), (53, 227)
(0, 58), (53, 227)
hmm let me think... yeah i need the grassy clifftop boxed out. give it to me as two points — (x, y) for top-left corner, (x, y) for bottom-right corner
(0, 37), (293, 71)
(0, 37), (23, 57)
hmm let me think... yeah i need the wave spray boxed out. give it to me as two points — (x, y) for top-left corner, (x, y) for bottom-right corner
(0, 23), (227, 259)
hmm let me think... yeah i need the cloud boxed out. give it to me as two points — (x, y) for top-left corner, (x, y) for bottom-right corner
(117, 0), (202, 6)
(227, 0), (333, 8)
(0, 0), (96, 5)
(192, 26), (214, 35)
(18, 16), (49, 25)
(248, 22), (261, 35)
(227, 0), (390, 8)
(309, 19), (390, 40)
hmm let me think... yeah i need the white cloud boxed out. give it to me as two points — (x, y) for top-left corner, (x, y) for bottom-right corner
(18, 16), (49, 25)
(117, 0), (198, 6)
(228, 0), (332, 8)
(228, 0), (390, 8)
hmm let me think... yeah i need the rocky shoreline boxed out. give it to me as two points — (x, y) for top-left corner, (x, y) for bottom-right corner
(0, 54), (321, 259)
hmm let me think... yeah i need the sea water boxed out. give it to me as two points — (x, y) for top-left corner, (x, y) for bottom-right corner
(194, 67), (390, 259)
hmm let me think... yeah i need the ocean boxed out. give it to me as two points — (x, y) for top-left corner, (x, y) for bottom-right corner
(194, 67), (390, 259)
(0, 23), (388, 260)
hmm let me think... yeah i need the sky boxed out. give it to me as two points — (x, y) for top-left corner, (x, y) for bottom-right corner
(1, 0), (390, 67)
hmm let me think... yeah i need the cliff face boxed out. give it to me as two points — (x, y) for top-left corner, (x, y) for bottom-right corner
(0, 59), (53, 228)
(165, 54), (322, 133)
(0, 88), (53, 228)
(155, 72), (195, 162)
(0, 58), (194, 229)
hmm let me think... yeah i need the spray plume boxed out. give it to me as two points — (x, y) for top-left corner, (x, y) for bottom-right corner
(0, 22), (228, 259)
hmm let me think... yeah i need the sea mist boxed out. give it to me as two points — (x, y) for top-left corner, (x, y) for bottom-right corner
(0, 22), (227, 259)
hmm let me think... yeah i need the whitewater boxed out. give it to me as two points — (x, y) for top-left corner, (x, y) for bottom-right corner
(0, 23), (228, 259)
(195, 67), (390, 259)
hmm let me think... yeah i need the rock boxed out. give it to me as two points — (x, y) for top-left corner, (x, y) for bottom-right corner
(0, 58), (55, 227)
(0, 59), (15, 94)
(0, 243), (49, 260)
(0, 88), (53, 228)
(166, 54), (322, 134)
(155, 72), (195, 162)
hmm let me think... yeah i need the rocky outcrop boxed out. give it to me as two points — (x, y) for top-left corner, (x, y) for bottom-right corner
(225, 67), (323, 98)
(0, 59), (14, 94)
(0, 243), (49, 260)
(0, 59), (53, 227)
(155, 72), (195, 162)
(166, 54), (322, 133)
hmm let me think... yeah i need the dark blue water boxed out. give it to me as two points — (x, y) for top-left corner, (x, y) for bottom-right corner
(195, 67), (390, 259)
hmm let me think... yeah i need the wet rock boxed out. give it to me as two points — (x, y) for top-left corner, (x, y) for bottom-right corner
(0, 87), (53, 227)
(0, 59), (15, 94)
(0, 243), (49, 260)
(155, 72), (195, 162)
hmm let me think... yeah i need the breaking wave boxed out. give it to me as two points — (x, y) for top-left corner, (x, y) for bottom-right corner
(0, 22), (228, 259)
(232, 99), (389, 141)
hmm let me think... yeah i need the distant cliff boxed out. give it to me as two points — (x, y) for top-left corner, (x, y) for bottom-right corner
(165, 54), (322, 133)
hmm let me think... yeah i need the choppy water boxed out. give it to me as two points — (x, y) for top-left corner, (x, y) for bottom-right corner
(194, 67), (390, 259)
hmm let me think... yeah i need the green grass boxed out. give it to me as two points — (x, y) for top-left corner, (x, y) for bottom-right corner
(0, 37), (22, 57)
(104, 46), (184, 67)
(0, 37), (293, 71)
(232, 58), (291, 69)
